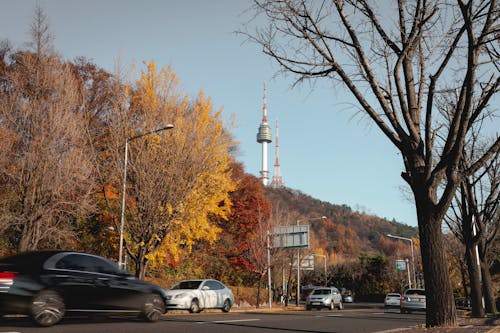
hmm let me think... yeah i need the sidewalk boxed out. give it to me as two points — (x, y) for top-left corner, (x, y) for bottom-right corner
(399, 315), (499, 333)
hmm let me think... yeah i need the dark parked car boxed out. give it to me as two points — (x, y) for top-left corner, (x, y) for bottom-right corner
(0, 251), (167, 326)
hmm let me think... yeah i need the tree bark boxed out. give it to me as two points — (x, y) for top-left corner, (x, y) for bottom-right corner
(480, 258), (497, 314)
(464, 244), (484, 317)
(416, 195), (456, 327)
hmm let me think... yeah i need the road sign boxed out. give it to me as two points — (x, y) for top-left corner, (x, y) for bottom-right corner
(396, 259), (407, 271)
(271, 225), (310, 249)
(299, 254), (315, 270)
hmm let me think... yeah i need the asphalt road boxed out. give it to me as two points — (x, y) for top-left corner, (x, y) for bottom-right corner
(0, 304), (424, 333)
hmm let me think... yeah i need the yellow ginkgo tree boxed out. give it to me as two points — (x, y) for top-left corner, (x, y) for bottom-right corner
(109, 61), (235, 278)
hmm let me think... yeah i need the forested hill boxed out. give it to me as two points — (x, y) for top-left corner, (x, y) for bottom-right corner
(265, 187), (418, 257)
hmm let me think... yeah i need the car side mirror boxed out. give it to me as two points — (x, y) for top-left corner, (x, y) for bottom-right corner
(202, 286), (210, 291)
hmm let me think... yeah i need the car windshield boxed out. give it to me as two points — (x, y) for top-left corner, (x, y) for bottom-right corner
(171, 280), (202, 290)
(405, 289), (425, 296)
(312, 289), (331, 295)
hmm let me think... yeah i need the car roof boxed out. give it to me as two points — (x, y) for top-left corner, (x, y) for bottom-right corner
(0, 250), (68, 272)
(0, 250), (65, 263)
(0, 250), (111, 271)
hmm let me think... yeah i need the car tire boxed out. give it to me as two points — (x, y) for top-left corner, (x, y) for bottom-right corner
(189, 299), (200, 313)
(30, 290), (65, 327)
(338, 301), (343, 310)
(140, 293), (165, 322)
(221, 299), (231, 313)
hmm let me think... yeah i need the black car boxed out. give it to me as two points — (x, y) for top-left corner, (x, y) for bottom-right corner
(0, 250), (167, 326)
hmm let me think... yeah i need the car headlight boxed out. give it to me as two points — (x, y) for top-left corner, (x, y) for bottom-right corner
(175, 293), (189, 299)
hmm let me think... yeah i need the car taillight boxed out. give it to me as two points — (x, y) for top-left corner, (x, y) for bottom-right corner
(0, 272), (18, 290)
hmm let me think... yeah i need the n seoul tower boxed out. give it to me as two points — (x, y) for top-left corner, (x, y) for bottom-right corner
(256, 82), (272, 186)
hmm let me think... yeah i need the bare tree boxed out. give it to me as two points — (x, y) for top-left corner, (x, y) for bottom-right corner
(446, 142), (499, 315)
(0, 8), (96, 251)
(245, 0), (499, 327)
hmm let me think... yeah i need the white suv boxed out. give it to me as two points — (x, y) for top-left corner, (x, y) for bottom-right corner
(305, 287), (343, 310)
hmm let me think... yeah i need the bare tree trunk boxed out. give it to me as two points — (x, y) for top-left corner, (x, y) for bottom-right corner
(459, 266), (469, 302)
(480, 258), (497, 314)
(464, 245), (484, 317)
(416, 197), (456, 327)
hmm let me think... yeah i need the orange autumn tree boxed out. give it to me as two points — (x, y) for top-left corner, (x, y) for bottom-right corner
(191, 162), (272, 284)
(109, 61), (235, 278)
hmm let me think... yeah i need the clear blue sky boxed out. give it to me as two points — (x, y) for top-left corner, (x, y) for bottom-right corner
(0, 0), (417, 227)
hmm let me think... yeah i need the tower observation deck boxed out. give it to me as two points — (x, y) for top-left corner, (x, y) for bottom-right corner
(257, 82), (272, 186)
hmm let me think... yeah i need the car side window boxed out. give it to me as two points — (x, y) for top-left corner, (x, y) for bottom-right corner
(207, 281), (224, 290)
(55, 254), (86, 271)
(55, 254), (119, 275)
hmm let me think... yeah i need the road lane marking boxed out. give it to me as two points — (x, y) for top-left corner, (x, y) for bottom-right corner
(372, 328), (411, 333)
(213, 319), (261, 323)
(197, 318), (261, 324)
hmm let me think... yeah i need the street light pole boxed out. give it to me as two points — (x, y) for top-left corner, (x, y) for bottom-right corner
(118, 124), (174, 270)
(312, 254), (327, 286)
(296, 216), (326, 306)
(387, 234), (416, 288)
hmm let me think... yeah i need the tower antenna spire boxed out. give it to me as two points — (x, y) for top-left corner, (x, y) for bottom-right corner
(257, 81), (272, 186)
(271, 119), (284, 188)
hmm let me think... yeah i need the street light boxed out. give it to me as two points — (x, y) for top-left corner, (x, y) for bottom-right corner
(118, 124), (174, 270)
(387, 234), (416, 288)
(296, 216), (326, 306)
(312, 253), (328, 286)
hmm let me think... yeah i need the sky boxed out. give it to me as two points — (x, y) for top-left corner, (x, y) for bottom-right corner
(0, 0), (418, 227)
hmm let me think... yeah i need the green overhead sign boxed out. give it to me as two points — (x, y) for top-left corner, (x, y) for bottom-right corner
(396, 259), (407, 271)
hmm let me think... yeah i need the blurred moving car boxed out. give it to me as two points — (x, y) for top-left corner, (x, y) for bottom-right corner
(165, 279), (234, 313)
(342, 294), (354, 303)
(0, 250), (167, 327)
(384, 293), (401, 308)
(305, 287), (343, 310)
(400, 288), (426, 313)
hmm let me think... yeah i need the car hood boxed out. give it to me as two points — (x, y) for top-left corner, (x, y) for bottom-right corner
(165, 289), (198, 296)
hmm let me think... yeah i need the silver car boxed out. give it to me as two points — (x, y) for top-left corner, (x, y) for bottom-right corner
(400, 288), (426, 313)
(305, 287), (343, 310)
(165, 279), (234, 313)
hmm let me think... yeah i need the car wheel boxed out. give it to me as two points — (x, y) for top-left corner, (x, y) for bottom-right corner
(140, 293), (165, 322)
(338, 301), (343, 310)
(189, 299), (200, 313)
(30, 290), (65, 327)
(221, 299), (231, 313)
